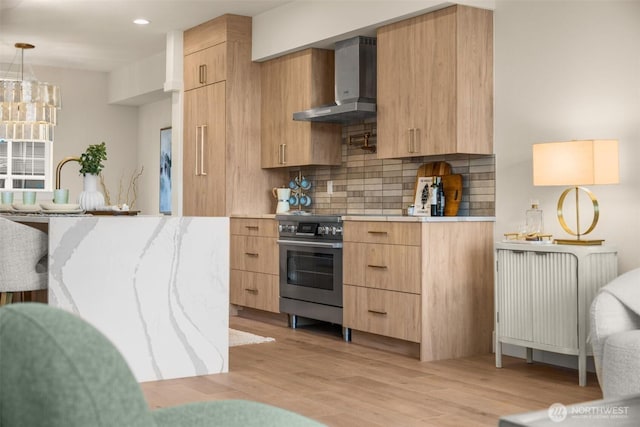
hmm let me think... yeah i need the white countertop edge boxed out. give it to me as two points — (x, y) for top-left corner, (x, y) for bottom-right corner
(342, 215), (496, 222)
(230, 213), (277, 219)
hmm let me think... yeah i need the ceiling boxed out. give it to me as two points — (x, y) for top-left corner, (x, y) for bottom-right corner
(0, 0), (291, 73)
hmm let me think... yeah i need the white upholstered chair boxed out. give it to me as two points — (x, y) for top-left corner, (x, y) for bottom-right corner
(590, 268), (640, 398)
(0, 217), (48, 304)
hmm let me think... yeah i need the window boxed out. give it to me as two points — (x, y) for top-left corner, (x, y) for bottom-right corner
(0, 139), (52, 190)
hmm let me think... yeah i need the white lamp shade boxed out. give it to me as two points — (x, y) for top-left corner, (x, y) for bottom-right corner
(532, 139), (619, 186)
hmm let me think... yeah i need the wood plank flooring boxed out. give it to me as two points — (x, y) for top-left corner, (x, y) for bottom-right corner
(141, 315), (603, 426)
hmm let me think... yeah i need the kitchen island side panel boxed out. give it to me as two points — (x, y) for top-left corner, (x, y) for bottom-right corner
(48, 216), (229, 382)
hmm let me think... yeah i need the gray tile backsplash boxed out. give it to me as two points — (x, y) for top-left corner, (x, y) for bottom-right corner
(286, 122), (495, 216)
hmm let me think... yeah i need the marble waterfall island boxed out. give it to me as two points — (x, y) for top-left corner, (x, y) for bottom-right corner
(48, 216), (229, 382)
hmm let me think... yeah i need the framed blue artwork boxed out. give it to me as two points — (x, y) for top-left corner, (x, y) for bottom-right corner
(159, 127), (172, 215)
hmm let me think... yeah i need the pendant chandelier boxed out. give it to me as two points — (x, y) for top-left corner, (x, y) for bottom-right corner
(0, 43), (61, 142)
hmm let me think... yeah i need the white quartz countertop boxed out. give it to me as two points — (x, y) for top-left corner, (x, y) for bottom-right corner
(230, 213), (277, 219)
(229, 212), (495, 222)
(342, 215), (496, 222)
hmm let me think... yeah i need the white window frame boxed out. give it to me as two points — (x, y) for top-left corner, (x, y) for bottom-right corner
(0, 139), (53, 191)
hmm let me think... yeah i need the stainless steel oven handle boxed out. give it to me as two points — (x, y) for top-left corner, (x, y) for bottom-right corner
(277, 239), (343, 249)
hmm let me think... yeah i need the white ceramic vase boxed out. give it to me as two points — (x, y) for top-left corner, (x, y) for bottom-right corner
(78, 173), (105, 211)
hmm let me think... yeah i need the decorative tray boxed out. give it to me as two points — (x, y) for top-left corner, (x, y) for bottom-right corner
(87, 210), (140, 216)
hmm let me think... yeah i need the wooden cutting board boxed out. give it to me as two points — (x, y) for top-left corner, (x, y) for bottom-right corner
(414, 161), (462, 216)
(416, 161), (451, 177)
(441, 174), (463, 216)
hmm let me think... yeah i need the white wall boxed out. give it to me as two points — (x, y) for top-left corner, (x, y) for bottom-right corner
(108, 51), (167, 106)
(252, 0), (495, 60)
(495, 0), (640, 273)
(31, 66), (140, 208)
(136, 97), (172, 214)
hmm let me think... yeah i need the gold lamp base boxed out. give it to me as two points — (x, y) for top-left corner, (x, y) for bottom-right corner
(555, 186), (604, 245)
(554, 238), (604, 246)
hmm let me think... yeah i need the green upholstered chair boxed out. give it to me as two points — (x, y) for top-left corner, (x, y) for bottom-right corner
(0, 303), (324, 427)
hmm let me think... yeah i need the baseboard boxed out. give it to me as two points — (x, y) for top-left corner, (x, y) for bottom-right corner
(233, 306), (289, 328)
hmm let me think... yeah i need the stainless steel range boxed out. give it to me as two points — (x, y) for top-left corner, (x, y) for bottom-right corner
(276, 214), (350, 340)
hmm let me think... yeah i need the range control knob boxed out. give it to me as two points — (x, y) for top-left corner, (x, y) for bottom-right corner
(335, 226), (343, 236)
(278, 224), (285, 232)
(288, 225), (297, 233)
(330, 226), (337, 235)
(317, 226), (326, 235)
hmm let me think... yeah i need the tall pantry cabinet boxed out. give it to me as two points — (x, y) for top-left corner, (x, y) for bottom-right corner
(183, 15), (285, 216)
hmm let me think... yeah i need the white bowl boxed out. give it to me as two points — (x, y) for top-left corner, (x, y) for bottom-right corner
(40, 202), (81, 211)
(12, 203), (41, 212)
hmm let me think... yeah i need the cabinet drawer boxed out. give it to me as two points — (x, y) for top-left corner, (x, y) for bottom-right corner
(344, 242), (421, 294)
(344, 221), (421, 246)
(344, 285), (420, 342)
(230, 218), (277, 238)
(184, 44), (226, 91)
(230, 235), (278, 274)
(230, 270), (279, 313)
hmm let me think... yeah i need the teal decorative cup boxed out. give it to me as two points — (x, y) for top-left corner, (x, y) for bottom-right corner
(1, 191), (13, 205)
(22, 191), (36, 205)
(53, 188), (69, 204)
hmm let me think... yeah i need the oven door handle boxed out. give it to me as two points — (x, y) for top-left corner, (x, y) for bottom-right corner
(277, 239), (343, 249)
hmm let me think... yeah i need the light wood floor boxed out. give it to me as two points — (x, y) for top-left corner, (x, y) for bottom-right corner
(141, 314), (603, 426)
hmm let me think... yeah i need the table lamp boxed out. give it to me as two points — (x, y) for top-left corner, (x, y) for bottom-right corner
(532, 139), (619, 245)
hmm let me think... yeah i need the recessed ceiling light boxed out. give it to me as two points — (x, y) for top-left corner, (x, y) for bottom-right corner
(133, 18), (150, 25)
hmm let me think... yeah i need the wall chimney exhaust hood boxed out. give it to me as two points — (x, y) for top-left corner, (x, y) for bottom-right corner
(293, 36), (376, 124)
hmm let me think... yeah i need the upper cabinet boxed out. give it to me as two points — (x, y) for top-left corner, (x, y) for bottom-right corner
(376, 5), (493, 159)
(183, 14), (285, 216)
(184, 44), (226, 91)
(260, 49), (342, 169)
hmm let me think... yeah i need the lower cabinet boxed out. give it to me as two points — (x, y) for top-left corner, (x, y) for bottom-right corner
(230, 218), (279, 313)
(230, 270), (279, 313)
(343, 285), (420, 342)
(343, 220), (494, 362)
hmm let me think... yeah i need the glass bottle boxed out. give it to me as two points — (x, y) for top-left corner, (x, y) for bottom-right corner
(526, 201), (544, 235)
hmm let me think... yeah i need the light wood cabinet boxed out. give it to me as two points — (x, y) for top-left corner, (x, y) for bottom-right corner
(344, 220), (494, 361)
(494, 243), (618, 386)
(376, 5), (493, 158)
(344, 285), (421, 343)
(183, 14), (285, 216)
(184, 44), (226, 91)
(230, 218), (280, 313)
(183, 82), (226, 216)
(260, 49), (342, 168)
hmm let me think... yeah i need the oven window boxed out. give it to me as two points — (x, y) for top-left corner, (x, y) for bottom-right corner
(286, 250), (334, 290)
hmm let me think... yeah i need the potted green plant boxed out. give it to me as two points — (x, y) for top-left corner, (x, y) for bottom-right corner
(79, 141), (107, 176)
(78, 142), (108, 210)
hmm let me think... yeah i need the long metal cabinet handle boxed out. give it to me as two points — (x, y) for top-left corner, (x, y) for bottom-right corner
(407, 128), (413, 153)
(276, 239), (343, 249)
(194, 126), (200, 176)
(368, 309), (387, 315)
(244, 252), (259, 257)
(198, 64), (207, 85)
(367, 230), (388, 235)
(200, 124), (207, 176)
(282, 143), (287, 165)
(367, 264), (388, 269)
(414, 128), (420, 153)
(278, 144), (282, 165)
